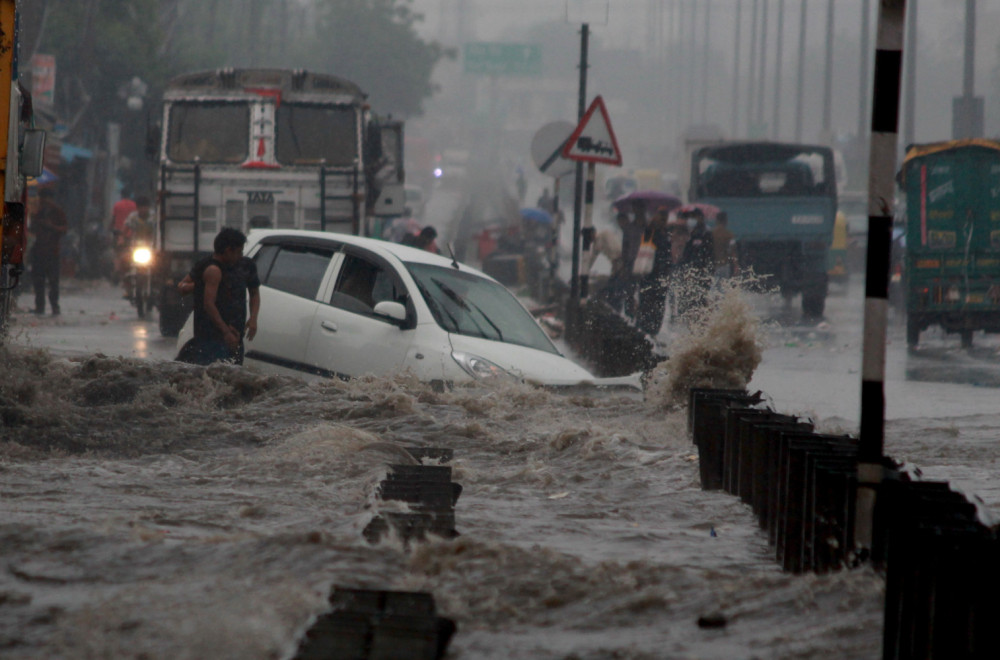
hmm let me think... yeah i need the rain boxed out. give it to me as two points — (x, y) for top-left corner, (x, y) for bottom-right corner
(3, 1), (1000, 658)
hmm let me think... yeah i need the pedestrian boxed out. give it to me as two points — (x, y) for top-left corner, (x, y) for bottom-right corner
(401, 226), (439, 253)
(618, 203), (647, 318)
(110, 189), (137, 282)
(677, 208), (715, 318)
(585, 227), (625, 311)
(537, 188), (554, 214)
(175, 228), (260, 365)
(28, 188), (68, 316)
(636, 207), (673, 336)
(711, 211), (738, 281)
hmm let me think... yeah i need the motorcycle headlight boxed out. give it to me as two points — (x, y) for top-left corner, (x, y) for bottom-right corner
(132, 246), (153, 265)
(451, 351), (513, 380)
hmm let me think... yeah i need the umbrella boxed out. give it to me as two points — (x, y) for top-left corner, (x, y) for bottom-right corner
(520, 207), (554, 224)
(612, 190), (682, 213)
(675, 203), (721, 221)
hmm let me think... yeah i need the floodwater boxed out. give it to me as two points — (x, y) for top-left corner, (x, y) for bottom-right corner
(2, 273), (997, 658)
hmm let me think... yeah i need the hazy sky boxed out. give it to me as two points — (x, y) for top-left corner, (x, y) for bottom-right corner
(411, 0), (1000, 144)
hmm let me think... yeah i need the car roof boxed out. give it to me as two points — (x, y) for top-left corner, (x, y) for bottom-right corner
(246, 228), (492, 277)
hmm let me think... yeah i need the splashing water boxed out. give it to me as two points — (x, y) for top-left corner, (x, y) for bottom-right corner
(645, 281), (768, 408)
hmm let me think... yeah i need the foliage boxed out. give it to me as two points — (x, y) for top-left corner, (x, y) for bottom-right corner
(18, 0), (443, 146)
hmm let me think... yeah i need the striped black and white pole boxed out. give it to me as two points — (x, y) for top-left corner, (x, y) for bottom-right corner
(855, 0), (907, 554)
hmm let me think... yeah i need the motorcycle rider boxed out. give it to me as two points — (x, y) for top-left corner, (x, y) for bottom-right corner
(122, 196), (155, 300)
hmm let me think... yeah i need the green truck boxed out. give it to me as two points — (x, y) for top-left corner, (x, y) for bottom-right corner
(690, 142), (838, 318)
(900, 139), (1000, 347)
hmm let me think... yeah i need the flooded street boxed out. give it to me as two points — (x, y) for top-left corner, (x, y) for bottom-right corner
(0, 278), (904, 659)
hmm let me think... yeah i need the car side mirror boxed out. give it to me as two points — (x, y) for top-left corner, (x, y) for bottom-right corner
(373, 300), (407, 325)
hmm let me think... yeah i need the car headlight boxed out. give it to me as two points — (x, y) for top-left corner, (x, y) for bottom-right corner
(451, 351), (513, 380)
(132, 246), (153, 265)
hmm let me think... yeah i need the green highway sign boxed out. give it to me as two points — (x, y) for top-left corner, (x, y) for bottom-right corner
(463, 42), (542, 76)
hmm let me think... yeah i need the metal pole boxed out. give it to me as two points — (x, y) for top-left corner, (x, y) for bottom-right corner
(747, 0), (759, 134)
(569, 23), (589, 313)
(856, 0), (907, 555)
(684, 0), (697, 126)
(771, 0), (785, 139)
(822, 0), (834, 141)
(756, 0), (768, 129)
(794, 0), (807, 142)
(963, 0), (975, 98)
(700, 0), (711, 119)
(731, 0), (743, 137)
(902, 0), (917, 146)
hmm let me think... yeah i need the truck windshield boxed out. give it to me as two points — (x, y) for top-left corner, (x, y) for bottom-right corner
(167, 102), (250, 163)
(696, 146), (834, 199)
(275, 103), (357, 166)
(405, 263), (559, 355)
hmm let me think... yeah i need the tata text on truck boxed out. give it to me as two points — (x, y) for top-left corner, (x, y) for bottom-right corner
(689, 141), (838, 318)
(0, 0), (46, 337)
(152, 68), (403, 336)
(899, 138), (1000, 348)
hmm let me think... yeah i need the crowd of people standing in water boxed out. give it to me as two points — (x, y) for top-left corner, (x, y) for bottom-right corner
(587, 201), (738, 338)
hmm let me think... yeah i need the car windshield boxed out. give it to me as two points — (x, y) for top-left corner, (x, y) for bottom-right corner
(406, 263), (558, 355)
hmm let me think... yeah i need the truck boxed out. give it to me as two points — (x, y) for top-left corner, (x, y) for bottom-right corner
(150, 68), (404, 336)
(0, 0), (46, 337)
(689, 141), (838, 318)
(898, 138), (1000, 348)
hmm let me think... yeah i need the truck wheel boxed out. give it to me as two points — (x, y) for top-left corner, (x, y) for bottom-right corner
(801, 290), (826, 320)
(136, 289), (146, 319)
(960, 330), (973, 349)
(906, 317), (920, 346)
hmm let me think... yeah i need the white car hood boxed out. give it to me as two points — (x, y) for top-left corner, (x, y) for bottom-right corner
(447, 333), (595, 386)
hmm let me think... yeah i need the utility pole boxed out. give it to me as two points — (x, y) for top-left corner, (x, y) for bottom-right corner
(731, 0), (742, 137)
(700, 0), (711, 119)
(902, 0), (917, 146)
(755, 0), (768, 133)
(953, 0), (982, 138)
(822, 0), (834, 142)
(747, 0), (759, 135)
(794, 0), (807, 142)
(771, 0), (785, 140)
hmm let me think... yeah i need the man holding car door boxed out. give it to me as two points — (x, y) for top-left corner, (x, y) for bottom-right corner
(176, 228), (261, 365)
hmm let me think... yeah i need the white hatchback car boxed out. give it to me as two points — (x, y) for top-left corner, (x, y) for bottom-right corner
(176, 230), (596, 386)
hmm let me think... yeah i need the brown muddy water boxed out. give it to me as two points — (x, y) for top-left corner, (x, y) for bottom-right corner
(1, 289), (888, 659)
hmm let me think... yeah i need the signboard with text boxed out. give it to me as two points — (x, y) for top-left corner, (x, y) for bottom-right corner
(30, 54), (56, 110)
(463, 42), (542, 76)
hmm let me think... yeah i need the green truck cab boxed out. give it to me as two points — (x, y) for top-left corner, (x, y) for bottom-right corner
(900, 139), (1000, 348)
(690, 142), (838, 319)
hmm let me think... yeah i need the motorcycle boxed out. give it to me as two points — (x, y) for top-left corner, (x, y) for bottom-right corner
(125, 242), (155, 319)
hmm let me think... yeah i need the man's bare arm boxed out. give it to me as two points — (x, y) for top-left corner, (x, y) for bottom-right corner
(246, 288), (260, 341)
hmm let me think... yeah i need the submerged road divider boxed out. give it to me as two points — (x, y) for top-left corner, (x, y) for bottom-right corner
(294, 448), (461, 659)
(688, 388), (1000, 658)
(293, 588), (456, 660)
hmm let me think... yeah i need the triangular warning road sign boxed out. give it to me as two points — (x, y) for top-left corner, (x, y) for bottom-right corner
(562, 95), (623, 166)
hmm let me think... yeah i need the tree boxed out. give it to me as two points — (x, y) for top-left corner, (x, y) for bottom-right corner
(306, 0), (443, 117)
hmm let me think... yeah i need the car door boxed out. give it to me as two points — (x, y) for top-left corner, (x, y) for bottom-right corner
(304, 249), (417, 378)
(245, 241), (337, 377)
